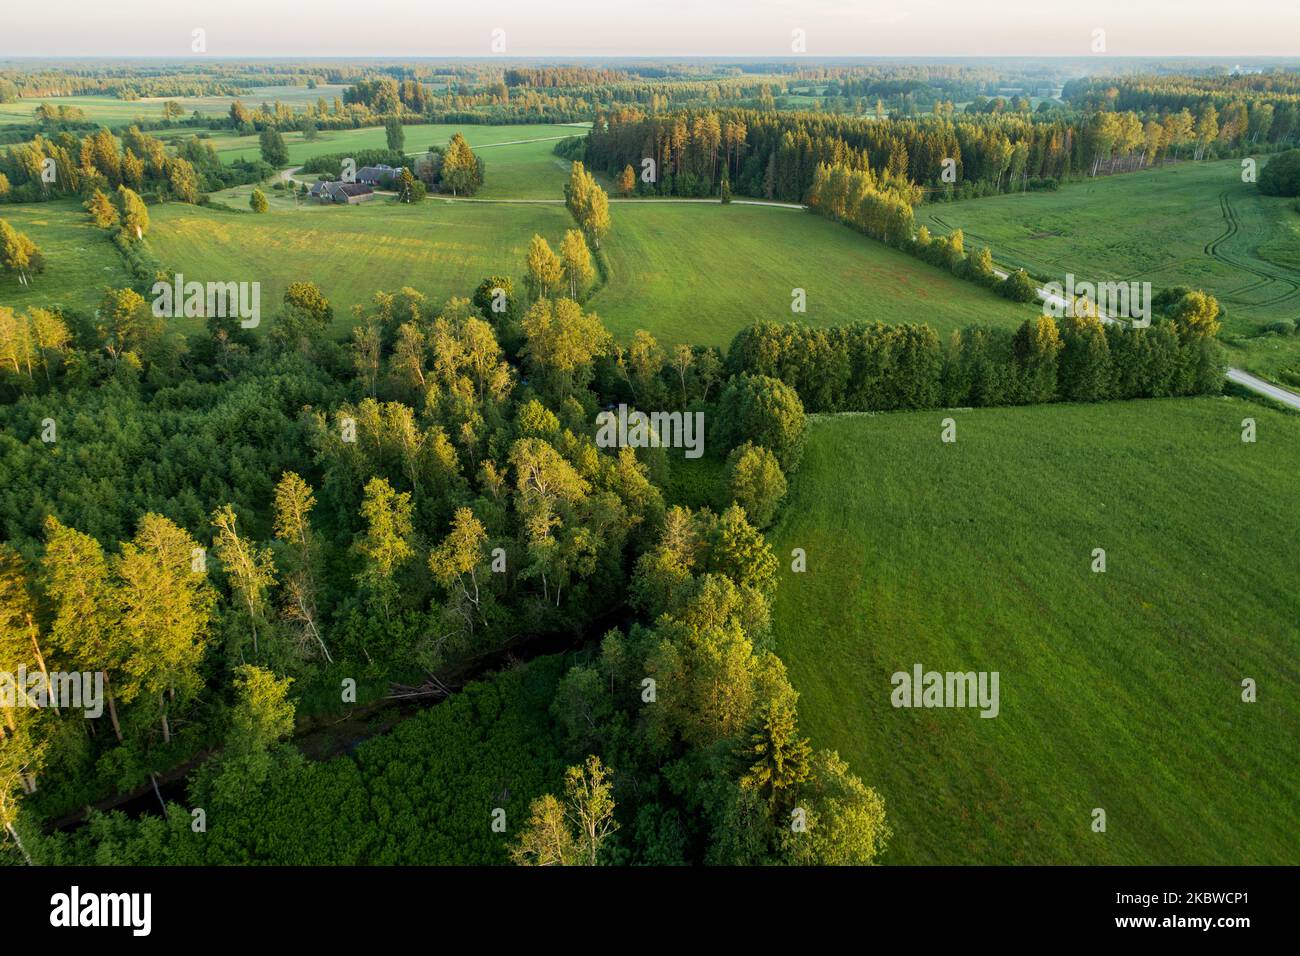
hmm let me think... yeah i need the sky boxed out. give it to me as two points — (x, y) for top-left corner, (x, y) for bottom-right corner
(3, 0), (1299, 58)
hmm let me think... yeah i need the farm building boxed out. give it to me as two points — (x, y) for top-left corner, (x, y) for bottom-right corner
(356, 164), (398, 186)
(309, 181), (375, 204)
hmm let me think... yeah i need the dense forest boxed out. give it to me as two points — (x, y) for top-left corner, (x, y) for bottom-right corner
(0, 173), (902, 863)
(584, 99), (1300, 204)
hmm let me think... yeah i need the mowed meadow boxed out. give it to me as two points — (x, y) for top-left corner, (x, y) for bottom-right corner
(922, 159), (1300, 335)
(0, 200), (132, 312)
(147, 198), (575, 331)
(587, 202), (1035, 346)
(768, 397), (1300, 865)
(155, 122), (588, 168)
(136, 192), (1036, 342)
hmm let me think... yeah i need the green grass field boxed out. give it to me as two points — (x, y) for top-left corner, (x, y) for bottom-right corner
(151, 122), (586, 169)
(143, 196), (1035, 344)
(921, 158), (1300, 381)
(0, 200), (132, 313)
(768, 397), (1300, 865)
(592, 202), (1036, 346)
(146, 197), (574, 332)
(472, 137), (583, 199)
(923, 159), (1300, 336)
(0, 87), (351, 127)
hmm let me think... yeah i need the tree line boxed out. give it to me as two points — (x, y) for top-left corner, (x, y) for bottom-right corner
(0, 125), (270, 206)
(725, 291), (1224, 414)
(584, 101), (1300, 206)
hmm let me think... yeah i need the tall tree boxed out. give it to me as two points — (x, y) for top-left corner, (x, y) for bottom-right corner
(0, 220), (45, 287)
(84, 188), (118, 228)
(259, 127), (289, 167)
(385, 114), (406, 153)
(40, 519), (127, 741)
(116, 186), (149, 240)
(524, 234), (564, 301)
(354, 477), (415, 620)
(559, 229), (595, 299)
(511, 755), (617, 866)
(273, 473), (331, 663)
(211, 505), (277, 658)
(114, 514), (216, 743)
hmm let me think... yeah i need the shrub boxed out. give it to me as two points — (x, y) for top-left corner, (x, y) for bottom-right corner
(999, 268), (1040, 303)
(1258, 149), (1300, 197)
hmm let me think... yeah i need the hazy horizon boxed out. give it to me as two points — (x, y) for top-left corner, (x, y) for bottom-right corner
(5, 0), (1299, 58)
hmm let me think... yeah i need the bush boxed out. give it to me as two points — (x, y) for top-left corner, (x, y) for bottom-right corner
(1258, 149), (1300, 197)
(1263, 320), (1296, 336)
(998, 268), (1040, 303)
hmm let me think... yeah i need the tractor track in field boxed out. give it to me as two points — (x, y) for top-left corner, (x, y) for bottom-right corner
(933, 193), (1298, 309)
(1204, 191), (1300, 307)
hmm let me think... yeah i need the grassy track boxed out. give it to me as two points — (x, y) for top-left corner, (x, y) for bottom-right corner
(592, 202), (1036, 346)
(921, 158), (1300, 382)
(0, 200), (132, 313)
(769, 398), (1300, 865)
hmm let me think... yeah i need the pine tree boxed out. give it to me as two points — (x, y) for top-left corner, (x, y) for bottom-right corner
(738, 697), (812, 811)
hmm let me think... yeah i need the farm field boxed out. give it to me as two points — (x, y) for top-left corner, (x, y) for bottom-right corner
(154, 122), (586, 167)
(768, 398), (1300, 865)
(0, 94), (175, 128)
(921, 158), (1300, 337)
(592, 202), (1036, 346)
(146, 197), (574, 332)
(0, 86), (352, 127)
(143, 196), (1037, 344)
(0, 200), (132, 313)
(472, 136), (584, 199)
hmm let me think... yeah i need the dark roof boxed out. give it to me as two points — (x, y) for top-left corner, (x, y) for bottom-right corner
(310, 181), (374, 200)
(356, 164), (397, 182)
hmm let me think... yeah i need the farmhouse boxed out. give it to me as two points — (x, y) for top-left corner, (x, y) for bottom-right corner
(309, 181), (375, 204)
(356, 164), (398, 186)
